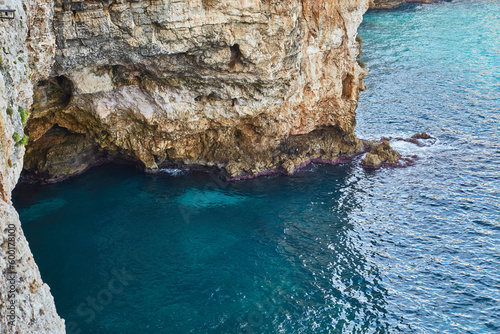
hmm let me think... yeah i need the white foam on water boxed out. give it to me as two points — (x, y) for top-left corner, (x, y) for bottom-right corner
(389, 140), (420, 155)
(159, 168), (187, 176)
(389, 137), (457, 159)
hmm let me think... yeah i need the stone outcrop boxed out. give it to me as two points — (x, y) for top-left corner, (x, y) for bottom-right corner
(411, 131), (431, 140)
(24, 0), (370, 182)
(369, 0), (440, 9)
(362, 140), (399, 167)
(0, 0), (64, 332)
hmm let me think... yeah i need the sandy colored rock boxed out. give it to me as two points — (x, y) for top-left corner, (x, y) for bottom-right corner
(281, 159), (296, 174)
(363, 152), (382, 166)
(0, 202), (65, 334)
(411, 131), (432, 139)
(362, 141), (400, 167)
(0, 0), (64, 332)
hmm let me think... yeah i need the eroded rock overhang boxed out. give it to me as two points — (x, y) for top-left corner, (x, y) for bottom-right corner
(24, 0), (370, 182)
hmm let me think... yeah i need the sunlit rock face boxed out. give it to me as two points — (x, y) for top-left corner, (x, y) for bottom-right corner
(0, 0), (64, 332)
(25, 0), (369, 182)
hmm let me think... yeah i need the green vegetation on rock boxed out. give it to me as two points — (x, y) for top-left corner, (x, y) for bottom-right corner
(20, 134), (29, 145)
(18, 106), (30, 126)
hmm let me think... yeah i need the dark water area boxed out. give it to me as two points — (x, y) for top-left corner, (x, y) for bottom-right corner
(13, 0), (499, 332)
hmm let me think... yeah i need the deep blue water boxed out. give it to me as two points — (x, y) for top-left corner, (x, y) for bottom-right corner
(13, 0), (500, 333)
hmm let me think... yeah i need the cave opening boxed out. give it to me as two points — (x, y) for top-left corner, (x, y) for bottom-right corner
(229, 44), (243, 68)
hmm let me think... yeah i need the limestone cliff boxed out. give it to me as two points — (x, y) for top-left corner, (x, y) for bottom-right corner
(24, 0), (369, 182)
(0, 0), (64, 332)
(369, 0), (440, 9)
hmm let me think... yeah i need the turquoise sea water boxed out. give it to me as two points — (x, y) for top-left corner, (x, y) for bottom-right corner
(13, 0), (500, 333)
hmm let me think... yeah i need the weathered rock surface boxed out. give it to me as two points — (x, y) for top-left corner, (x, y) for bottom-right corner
(369, 0), (440, 9)
(25, 0), (370, 182)
(0, 0), (64, 332)
(362, 140), (400, 167)
(411, 131), (431, 140)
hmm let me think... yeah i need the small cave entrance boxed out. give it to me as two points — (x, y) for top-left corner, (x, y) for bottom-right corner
(22, 124), (99, 183)
(229, 44), (243, 69)
(21, 123), (146, 184)
(54, 76), (74, 106)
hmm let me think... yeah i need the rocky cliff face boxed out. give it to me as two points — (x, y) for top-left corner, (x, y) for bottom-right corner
(0, 0), (64, 332)
(2, 0), (369, 333)
(369, 0), (440, 9)
(24, 0), (369, 182)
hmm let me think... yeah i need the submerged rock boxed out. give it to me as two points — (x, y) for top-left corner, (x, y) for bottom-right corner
(362, 141), (400, 168)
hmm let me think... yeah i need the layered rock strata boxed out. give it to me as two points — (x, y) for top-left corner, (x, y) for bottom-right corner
(0, 0), (64, 332)
(24, 0), (370, 182)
